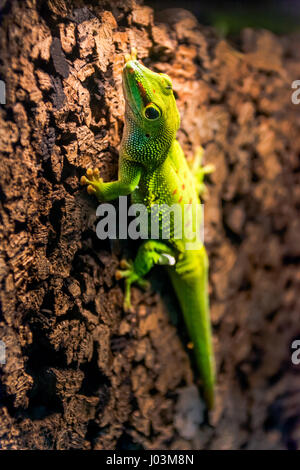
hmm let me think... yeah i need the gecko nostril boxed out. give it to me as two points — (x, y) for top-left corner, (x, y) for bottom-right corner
(145, 134), (150, 138)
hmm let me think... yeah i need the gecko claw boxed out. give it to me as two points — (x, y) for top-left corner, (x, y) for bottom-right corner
(87, 185), (96, 195)
(125, 47), (137, 63)
(123, 298), (134, 314)
(80, 167), (104, 199)
(120, 259), (132, 269)
(87, 168), (93, 178)
(115, 269), (131, 280)
(201, 164), (215, 175)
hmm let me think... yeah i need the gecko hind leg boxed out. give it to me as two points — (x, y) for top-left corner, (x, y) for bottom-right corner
(191, 146), (215, 198)
(116, 241), (176, 312)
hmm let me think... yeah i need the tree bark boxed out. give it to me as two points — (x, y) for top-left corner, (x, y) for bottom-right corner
(0, 0), (300, 450)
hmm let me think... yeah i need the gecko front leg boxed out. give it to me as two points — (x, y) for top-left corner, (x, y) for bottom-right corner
(80, 159), (142, 202)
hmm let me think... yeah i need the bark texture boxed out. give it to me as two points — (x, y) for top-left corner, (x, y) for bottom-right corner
(0, 0), (300, 450)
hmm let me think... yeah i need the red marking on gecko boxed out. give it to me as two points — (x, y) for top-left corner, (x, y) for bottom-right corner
(178, 195), (183, 203)
(137, 81), (148, 105)
(189, 197), (193, 204)
(172, 189), (177, 195)
(182, 184), (185, 190)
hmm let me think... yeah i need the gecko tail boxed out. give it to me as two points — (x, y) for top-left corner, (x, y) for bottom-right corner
(168, 246), (215, 410)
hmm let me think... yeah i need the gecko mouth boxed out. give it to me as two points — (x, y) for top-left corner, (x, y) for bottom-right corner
(123, 71), (139, 116)
(122, 60), (151, 116)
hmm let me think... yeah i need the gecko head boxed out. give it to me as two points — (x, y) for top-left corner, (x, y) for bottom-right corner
(122, 60), (180, 162)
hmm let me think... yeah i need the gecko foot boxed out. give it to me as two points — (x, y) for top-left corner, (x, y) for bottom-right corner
(80, 167), (104, 199)
(115, 259), (150, 312)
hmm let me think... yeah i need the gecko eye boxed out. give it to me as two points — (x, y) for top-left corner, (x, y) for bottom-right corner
(144, 103), (161, 120)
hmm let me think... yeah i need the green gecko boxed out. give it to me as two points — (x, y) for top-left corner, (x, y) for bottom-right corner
(81, 48), (215, 409)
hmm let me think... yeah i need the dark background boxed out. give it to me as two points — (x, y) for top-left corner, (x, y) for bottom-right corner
(147, 0), (300, 34)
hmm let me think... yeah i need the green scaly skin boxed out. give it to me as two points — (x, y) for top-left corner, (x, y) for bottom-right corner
(81, 50), (216, 409)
